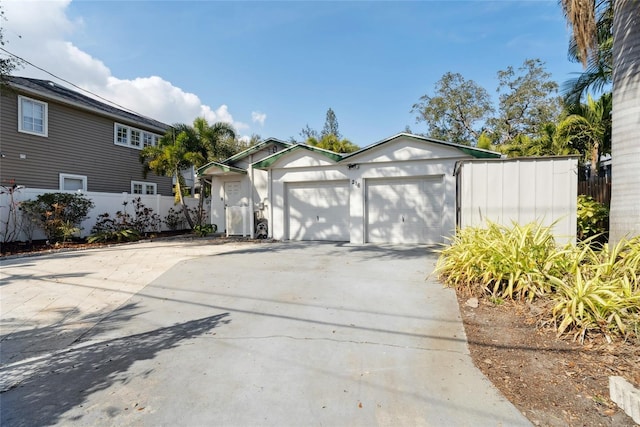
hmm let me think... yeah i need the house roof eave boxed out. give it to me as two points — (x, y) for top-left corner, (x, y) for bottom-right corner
(340, 133), (502, 162)
(252, 144), (344, 169)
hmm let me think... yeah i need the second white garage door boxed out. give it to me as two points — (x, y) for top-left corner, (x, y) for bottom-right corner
(287, 181), (350, 241)
(366, 176), (444, 244)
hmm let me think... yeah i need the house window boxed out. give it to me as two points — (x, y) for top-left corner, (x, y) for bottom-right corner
(131, 181), (157, 195)
(59, 173), (87, 192)
(116, 124), (129, 145)
(131, 129), (141, 147)
(114, 123), (161, 150)
(18, 96), (48, 137)
(143, 132), (154, 147)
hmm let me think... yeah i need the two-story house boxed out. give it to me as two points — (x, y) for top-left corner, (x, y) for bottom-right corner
(0, 76), (173, 195)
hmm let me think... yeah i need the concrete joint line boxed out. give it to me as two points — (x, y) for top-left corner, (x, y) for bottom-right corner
(210, 335), (464, 354)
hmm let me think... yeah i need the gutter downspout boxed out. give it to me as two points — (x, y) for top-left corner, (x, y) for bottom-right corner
(249, 155), (255, 238)
(268, 168), (273, 239)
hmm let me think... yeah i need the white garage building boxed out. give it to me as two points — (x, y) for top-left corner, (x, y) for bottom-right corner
(198, 133), (501, 245)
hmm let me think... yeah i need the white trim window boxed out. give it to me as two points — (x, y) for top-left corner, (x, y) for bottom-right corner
(114, 123), (161, 150)
(131, 181), (157, 195)
(115, 124), (128, 145)
(131, 129), (141, 148)
(59, 173), (87, 192)
(18, 96), (48, 137)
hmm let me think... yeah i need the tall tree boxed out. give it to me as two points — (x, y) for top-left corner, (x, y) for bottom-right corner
(321, 108), (341, 139)
(412, 72), (493, 145)
(140, 124), (205, 230)
(489, 59), (562, 144)
(299, 124), (318, 141)
(556, 93), (612, 176)
(562, 0), (640, 242)
(299, 108), (350, 146)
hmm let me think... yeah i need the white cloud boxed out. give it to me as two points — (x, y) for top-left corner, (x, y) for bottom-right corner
(251, 111), (267, 126)
(2, 0), (249, 133)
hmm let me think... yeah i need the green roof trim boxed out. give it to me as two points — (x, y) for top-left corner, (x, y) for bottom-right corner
(196, 161), (247, 177)
(340, 133), (502, 161)
(253, 144), (343, 169)
(223, 138), (292, 164)
(456, 146), (502, 159)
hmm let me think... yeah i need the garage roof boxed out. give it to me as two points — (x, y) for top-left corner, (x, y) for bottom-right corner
(197, 161), (247, 177)
(341, 133), (502, 161)
(223, 138), (292, 164)
(252, 144), (344, 169)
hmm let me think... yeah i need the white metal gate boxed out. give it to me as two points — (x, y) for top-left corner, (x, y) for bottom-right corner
(224, 181), (249, 236)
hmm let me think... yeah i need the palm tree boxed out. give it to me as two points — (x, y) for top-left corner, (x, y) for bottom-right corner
(561, 0), (640, 243)
(307, 134), (359, 154)
(562, 1), (613, 105)
(191, 118), (236, 223)
(140, 124), (205, 230)
(498, 124), (578, 158)
(556, 93), (612, 175)
(192, 117), (237, 161)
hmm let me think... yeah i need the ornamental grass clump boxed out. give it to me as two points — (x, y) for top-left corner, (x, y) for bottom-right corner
(435, 221), (559, 301)
(437, 223), (640, 342)
(550, 237), (640, 342)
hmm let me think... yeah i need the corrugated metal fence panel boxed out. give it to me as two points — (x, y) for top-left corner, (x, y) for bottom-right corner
(458, 157), (578, 245)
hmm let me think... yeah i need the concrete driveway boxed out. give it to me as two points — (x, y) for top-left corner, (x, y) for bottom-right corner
(0, 240), (530, 426)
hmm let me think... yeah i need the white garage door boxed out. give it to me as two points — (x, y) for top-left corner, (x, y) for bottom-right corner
(287, 181), (350, 241)
(366, 176), (444, 244)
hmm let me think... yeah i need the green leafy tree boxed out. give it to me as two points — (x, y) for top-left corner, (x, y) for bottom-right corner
(488, 59), (562, 144)
(561, 0), (639, 243)
(556, 93), (612, 175)
(307, 134), (359, 154)
(412, 72), (493, 145)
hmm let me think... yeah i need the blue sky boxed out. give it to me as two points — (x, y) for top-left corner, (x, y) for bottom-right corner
(3, 1), (583, 146)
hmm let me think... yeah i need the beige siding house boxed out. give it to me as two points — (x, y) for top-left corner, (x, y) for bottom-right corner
(0, 77), (173, 195)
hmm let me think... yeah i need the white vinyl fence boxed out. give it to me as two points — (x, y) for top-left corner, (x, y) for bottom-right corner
(0, 187), (200, 242)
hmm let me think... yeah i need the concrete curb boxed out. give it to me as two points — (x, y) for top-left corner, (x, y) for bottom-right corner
(609, 376), (640, 424)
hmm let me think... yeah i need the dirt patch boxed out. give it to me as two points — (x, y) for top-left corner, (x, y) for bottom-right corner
(457, 293), (640, 426)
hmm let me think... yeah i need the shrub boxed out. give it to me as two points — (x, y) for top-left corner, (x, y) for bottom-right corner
(164, 207), (186, 231)
(19, 193), (94, 243)
(88, 198), (159, 243)
(577, 195), (609, 241)
(193, 223), (216, 237)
